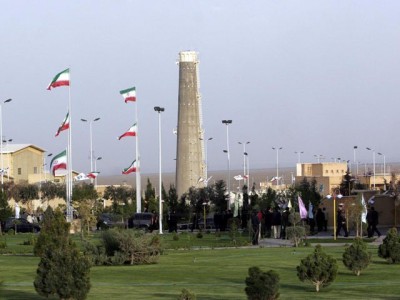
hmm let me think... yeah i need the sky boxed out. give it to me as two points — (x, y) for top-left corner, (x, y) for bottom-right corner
(1, 1), (400, 177)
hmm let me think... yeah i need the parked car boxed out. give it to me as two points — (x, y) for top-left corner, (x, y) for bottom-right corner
(96, 213), (126, 230)
(4, 217), (41, 233)
(127, 212), (154, 230)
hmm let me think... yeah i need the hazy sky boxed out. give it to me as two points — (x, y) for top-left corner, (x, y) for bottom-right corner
(2, 1), (400, 177)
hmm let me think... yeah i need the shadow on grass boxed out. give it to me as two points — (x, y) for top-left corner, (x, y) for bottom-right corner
(0, 289), (50, 300)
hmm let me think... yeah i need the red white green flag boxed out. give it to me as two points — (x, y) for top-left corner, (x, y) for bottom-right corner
(50, 150), (67, 176)
(122, 160), (137, 174)
(87, 172), (100, 179)
(118, 123), (137, 140)
(119, 87), (136, 103)
(55, 112), (70, 137)
(47, 68), (70, 90)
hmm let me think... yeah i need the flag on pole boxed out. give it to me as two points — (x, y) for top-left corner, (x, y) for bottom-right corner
(119, 87), (136, 103)
(74, 173), (89, 181)
(47, 68), (70, 90)
(50, 150), (67, 176)
(87, 172), (100, 179)
(234, 175), (244, 181)
(122, 160), (137, 174)
(361, 193), (367, 223)
(55, 112), (70, 137)
(118, 123), (137, 140)
(298, 196), (308, 219)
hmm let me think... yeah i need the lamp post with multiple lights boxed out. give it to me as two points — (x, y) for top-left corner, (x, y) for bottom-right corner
(238, 141), (250, 186)
(0, 98), (12, 186)
(272, 147), (283, 186)
(222, 120), (232, 207)
(326, 189), (343, 240)
(80, 117), (100, 179)
(295, 151), (304, 163)
(154, 106), (165, 234)
(377, 152), (386, 190)
(366, 147), (376, 189)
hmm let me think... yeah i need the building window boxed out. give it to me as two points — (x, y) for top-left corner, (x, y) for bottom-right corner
(325, 170), (328, 174)
(18, 168), (22, 175)
(34, 167), (38, 174)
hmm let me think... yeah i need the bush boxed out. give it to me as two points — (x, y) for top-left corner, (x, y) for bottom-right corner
(86, 229), (162, 265)
(286, 226), (306, 247)
(173, 233), (179, 241)
(244, 266), (280, 300)
(0, 240), (6, 249)
(22, 236), (36, 246)
(177, 288), (196, 300)
(297, 245), (337, 292)
(342, 238), (371, 276)
(378, 227), (400, 264)
(196, 232), (203, 239)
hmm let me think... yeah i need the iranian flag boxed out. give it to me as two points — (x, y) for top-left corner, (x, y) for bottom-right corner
(50, 150), (67, 176)
(87, 172), (100, 179)
(55, 112), (70, 137)
(118, 123), (137, 140)
(47, 69), (70, 90)
(122, 160), (137, 174)
(120, 87), (136, 103)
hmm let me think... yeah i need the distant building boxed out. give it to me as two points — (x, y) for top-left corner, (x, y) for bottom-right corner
(295, 162), (348, 195)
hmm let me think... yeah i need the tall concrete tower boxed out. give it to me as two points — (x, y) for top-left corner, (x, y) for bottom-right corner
(176, 51), (205, 196)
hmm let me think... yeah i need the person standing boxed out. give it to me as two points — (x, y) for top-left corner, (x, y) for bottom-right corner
(367, 206), (381, 238)
(264, 207), (273, 238)
(322, 207), (328, 232)
(251, 210), (260, 245)
(271, 207), (281, 239)
(336, 206), (348, 237)
(316, 208), (324, 232)
(281, 207), (290, 239)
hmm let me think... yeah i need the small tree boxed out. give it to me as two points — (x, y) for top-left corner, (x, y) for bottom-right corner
(0, 189), (12, 234)
(33, 208), (91, 299)
(286, 212), (306, 247)
(378, 227), (400, 264)
(342, 238), (371, 276)
(244, 266), (280, 300)
(297, 245), (338, 292)
(177, 288), (196, 300)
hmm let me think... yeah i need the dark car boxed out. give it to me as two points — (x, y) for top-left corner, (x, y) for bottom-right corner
(96, 213), (126, 230)
(127, 212), (154, 230)
(4, 217), (41, 233)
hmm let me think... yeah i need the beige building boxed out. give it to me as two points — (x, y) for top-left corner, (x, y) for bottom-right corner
(295, 162), (348, 195)
(1, 144), (45, 184)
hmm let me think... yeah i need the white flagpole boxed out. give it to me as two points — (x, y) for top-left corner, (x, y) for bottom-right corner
(135, 90), (141, 213)
(67, 69), (73, 222)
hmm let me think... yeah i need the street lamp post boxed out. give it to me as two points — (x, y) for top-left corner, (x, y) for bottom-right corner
(272, 147), (283, 186)
(378, 152), (386, 190)
(154, 106), (165, 234)
(238, 141), (250, 187)
(295, 151), (304, 163)
(94, 156), (102, 188)
(222, 120), (232, 209)
(202, 201), (208, 230)
(366, 147), (376, 189)
(1, 98), (12, 187)
(2, 138), (12, 182)
(81, 117), (100, 180)
(353, 146), (358, 176)
(326, 189), (343, 240)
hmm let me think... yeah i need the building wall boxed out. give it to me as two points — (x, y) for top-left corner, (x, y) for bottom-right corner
(11, 147), (43, 184)
(175, 51), (204, 196)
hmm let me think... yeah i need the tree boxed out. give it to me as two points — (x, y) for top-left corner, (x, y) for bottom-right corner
(295, 178), (322, 208)
(286, 212), (306, 247)
(9, 183), (39, 213)
(244, 266), (280, 300)
(339, 167), (356, 196)
(40, 182), (65, 206)
(297, 245), (338, 292)
(33, 208), (91, 299)
(0, 189), (12, 234)
(378, 227), (400, 264)
(210, 180), (228, 212)
(342, 238), (371, 276)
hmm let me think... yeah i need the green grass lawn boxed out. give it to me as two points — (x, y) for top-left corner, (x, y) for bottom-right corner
(1, 233), (399, 299)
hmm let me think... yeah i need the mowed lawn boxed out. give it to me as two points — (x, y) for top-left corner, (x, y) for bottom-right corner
(1, 234), (399, 299)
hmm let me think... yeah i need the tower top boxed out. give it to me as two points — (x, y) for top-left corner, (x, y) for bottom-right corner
(179, 51), (198, 62)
